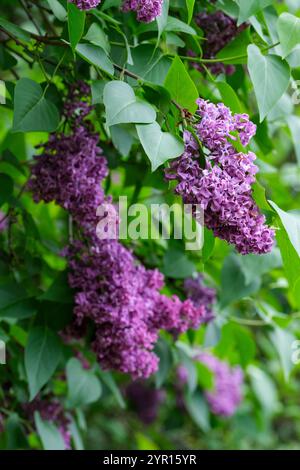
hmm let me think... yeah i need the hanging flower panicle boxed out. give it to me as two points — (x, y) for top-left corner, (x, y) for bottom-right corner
(165, 99), (274, 255)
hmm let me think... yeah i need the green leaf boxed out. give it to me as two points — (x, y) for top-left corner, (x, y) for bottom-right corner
(277, 13), (300, 58)
(46, 0), (67, 21)
(162, 248), (196, 279)
(110, 125), (134, 157)
(0, 17), (31, 42)
(220, 253), (261, 307)
(196, 362), (214, 391)
(103, 81), (156, 126)
(13, 79), (60, 133)
(216, 81), (242, 114)
(269, 201), (300, 258)
(68, 3), (86, 51)
(66, 358), (102, 407)
(75, 43), (114, 75)
(216, 323), (256, 367)
(238, 250), (281, 285)
(270, 327), (295, 381)
(0, 282), (29, 310)
(216, 28), (251, 64)
(248, 366), (279, 415)
(39, 270), (74, 304)
(237, 0), (273, 24)
(286, 115), (300, 166)
(165, 17), (196, 35)
(0, 173), (13, 206)
(157, 0), (169, 38)
(186, 0), (195, 24)
(185, 391), (210, 431)
(34, 412), (65, 450)
(164, 56), (198, 113)
(136, 122), (184, 171)
(247, 45), (290, 121)
(83, 23), (110, 54)
(25, 326), (62, 400)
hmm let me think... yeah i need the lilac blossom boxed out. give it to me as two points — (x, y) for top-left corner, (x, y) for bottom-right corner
(165, 99), (274, 255)
(68, 0), (101, 10)
(122, 0), (163, 23)
(190, 10), (246, 76)
(197, 352), (243, 417)
(126, 381), (165, 424)
(184, 275), (216, 323)
(29, 82), (206, 379)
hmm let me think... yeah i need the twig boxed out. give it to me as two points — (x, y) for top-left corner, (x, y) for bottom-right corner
(19, 0), (43, 35)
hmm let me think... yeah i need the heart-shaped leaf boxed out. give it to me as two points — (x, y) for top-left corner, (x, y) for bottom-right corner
(13, 78), (60, 133)
(68, 3), (85, 51)
(247, 45), (290, 121)
(237, 0), (273, 25)
(66, 358), (102, 407)
(136, 122), (184, 171)
(277, 13), (300, 58)
(103, 81), (156, 127)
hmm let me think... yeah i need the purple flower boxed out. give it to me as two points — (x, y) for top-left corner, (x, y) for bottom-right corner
(29, 81), (206, 380)
(68, 0), (101, 10)
(197, 352), (243, 417)
(126, 381), (165, 424)
(122, 0), (163, 23)
(0, 211), (8, 232)
(184, 275), (216, 323)
(165, 100), (274, 255)
(190, 10), (247, 76)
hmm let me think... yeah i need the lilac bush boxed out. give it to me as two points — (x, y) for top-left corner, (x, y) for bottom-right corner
(122, 0), (163, 23)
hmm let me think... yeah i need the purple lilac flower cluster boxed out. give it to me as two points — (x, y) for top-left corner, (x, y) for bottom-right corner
(0, 211), (8, 232)
(165, 99), (274, 255)
(68, 0), (101, 10)
(29, 82), (206, 379)
(67, 237), (206, 379)
(122, 0), (163, 23)
(197, 352), (243, 417)
(126, 381), (165, 424)
(190, 10), (246, 76)
(184, 275), (216, 323)
(23, 398), (71, 449)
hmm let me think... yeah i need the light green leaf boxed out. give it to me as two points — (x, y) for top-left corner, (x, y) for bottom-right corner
(237, 0), (273, 24)
(277, 12), (300, 58)
(83, 23), (110, 54)
(47, 0), (67, 21)
(185, 392), (210, 431)
(270, 327), (295, 381)
(76, 43), (114, 75)
(269, 201), (300, 258)
(66, 358), (102, 407)
(13, 78), (60, 133)
(186, 0), (195, 24)
(164, 56), (198, 113)
(0, 17), (31, 42)
(286, 115), (300, 165)
(165, 17), (196, 35)
(25, 326), (62, 400)
(34, 412), (65, 451)
(137, 122), (184, 171)
(162, 248), (196, 279)
(247, 44), (290, 121)
(103, 81), (156, 126)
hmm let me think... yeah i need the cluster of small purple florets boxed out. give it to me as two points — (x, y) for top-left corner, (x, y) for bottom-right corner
(177, 352), (243, 417)
(197, 353), (243, 417)
(122, 0), (163, 23)
(29, 82), (206, 379)
(184, 275), (216, 323)
(126, 381), (165, 424)
(69, 0), (101, 10)
(23, 398), (71, 449)
(190, 10), (246, 76)
(165, 99), (274, 255)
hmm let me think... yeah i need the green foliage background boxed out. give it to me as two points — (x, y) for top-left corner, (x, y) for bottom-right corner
(1, 0), (300, 450)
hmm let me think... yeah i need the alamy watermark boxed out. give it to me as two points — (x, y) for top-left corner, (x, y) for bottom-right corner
(0, 340), (6, 365)
(0, 80), (6, 105)
(96, 197), (204, 251)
